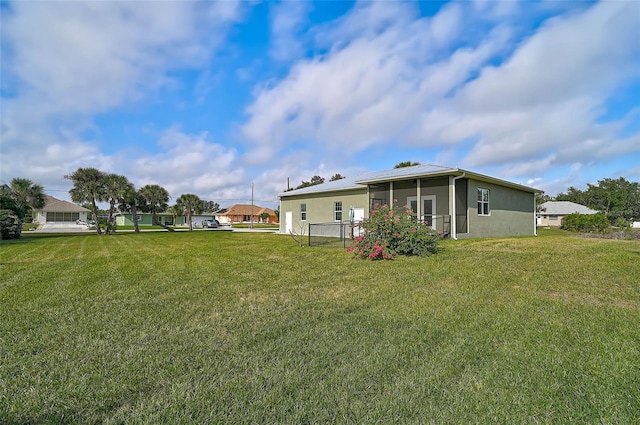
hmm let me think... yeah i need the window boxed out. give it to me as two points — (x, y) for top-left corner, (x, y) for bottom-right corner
(300, 203), (307, 221)
(549, 215), (558, 221)
(477, 188), (490, 216)
(334, 201), (343, 221)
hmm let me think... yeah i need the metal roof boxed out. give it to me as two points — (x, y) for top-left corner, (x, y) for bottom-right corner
(279, 164), (541, 198)
(278, 176), (364, 197)
(355, 164), (459, 183)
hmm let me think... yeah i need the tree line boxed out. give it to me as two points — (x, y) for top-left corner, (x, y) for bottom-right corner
(0, 168), (220, 238)
(538, 177), (640, 225)
(65, 167), (222, 234)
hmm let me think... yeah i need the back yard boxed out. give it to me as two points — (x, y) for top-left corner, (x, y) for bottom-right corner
(1, 230), (639, 423)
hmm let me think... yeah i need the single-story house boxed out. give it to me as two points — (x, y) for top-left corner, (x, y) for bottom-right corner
(537, 201), (597, 227)
(279, 164), (541, 239)
(216, 204), (278, 224)
(115, 212), (217, 227)
(33, 195), (90, 224)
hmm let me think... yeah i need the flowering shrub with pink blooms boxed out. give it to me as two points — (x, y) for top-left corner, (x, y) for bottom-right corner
(347, 203), (441, 260)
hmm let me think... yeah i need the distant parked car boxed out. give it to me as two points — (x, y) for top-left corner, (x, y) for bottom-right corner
(201, 219), (219, 228)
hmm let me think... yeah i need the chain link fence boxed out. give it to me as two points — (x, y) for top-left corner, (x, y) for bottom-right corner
(308, 222), (353, 248)
(308, 215), (452, 248)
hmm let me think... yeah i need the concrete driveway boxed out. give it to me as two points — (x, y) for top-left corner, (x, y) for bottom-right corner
(36, 223), (94, 233)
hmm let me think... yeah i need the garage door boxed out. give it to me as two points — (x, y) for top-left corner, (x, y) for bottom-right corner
(46, 212), (80, 222)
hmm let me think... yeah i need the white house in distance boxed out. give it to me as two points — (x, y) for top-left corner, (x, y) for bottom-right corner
(33, 195), (90, 224)
(537, 201), (597, 227)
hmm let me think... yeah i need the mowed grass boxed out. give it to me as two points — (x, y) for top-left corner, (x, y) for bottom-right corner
(1, 230), (639, 423)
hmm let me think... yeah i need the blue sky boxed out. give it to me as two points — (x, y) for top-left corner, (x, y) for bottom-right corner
(1, 0), (639, 210)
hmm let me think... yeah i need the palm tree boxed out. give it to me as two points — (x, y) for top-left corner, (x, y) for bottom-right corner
(103, 173), (130, 234)
(167, 205), (181, 227)
(176, 193), (202, 231)
(0, 177), (46, 238)
(119, 183), (145, 234)
(139, 184), (169, 226)
(66, 167), (107, 235)
(0, 177), (46, 219)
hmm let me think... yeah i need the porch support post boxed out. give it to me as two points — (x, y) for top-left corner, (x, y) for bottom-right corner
(533, 193), (538, 236)
(389, 181), (394, 206)
(451, 172), (466, 240)
(367, 185), (370, 217)
(416, 179), (421, 221)
(449, 176), (455, 238)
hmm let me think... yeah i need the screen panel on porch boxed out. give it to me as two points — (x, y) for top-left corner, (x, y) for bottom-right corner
(369, 183), (388, 210)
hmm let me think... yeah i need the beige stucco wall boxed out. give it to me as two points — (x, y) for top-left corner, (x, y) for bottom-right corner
(537, 215), (564, 227)
(279, 188), (368, 234)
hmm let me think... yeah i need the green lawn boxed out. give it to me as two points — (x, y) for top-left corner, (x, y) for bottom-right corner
(1, 230), (639, 423)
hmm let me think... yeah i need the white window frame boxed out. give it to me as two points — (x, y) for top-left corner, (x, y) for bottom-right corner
(477, 188), (490, 216)
(300, 203), (307, 221)
(334, 201), (343, 221)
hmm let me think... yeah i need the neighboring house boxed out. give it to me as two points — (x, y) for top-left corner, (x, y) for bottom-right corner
(216, 204), (278, 224)
(279, 164), (540, 240)
(537, 201), (597, 227)
(115, 212), (217, 227)
(33, 195), (90, 224)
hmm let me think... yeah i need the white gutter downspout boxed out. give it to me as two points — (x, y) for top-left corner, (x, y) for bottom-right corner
(533, 193), (538, 236)
(451, 172), (466, 240)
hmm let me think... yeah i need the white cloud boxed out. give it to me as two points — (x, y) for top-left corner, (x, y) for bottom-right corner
(0, 0), (242, 191)
(269, 1), (310, 62)
(242, 0), (639, 185)
(242, 1), (476, 157)
(125, 127), (243, 200)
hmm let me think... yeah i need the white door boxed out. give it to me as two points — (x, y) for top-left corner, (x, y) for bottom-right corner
(285, 211), (293, 233)
(407, 195), (437, 230)
(352, 208), (365, 237)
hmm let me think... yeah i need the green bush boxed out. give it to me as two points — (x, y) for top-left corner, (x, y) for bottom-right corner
(0, 209), (21, 239)
(614, 217), (630, 229)
(561, 213), (609, 233)
(347, 203), (441, 260)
